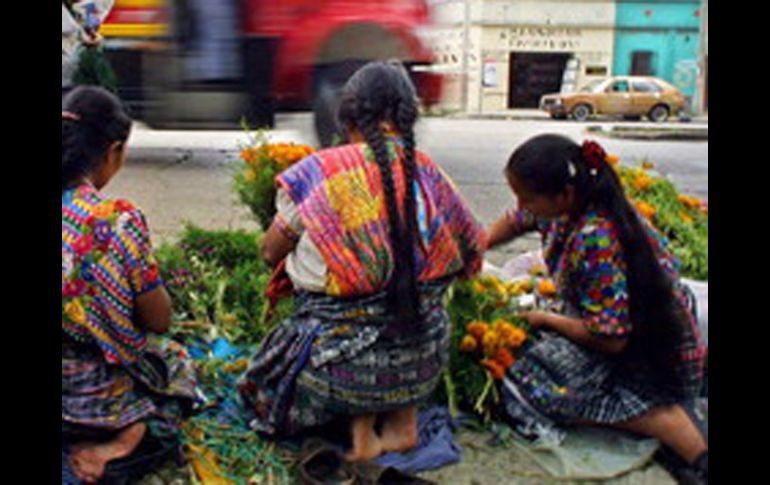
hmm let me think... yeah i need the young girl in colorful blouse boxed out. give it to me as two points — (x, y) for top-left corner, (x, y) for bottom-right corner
(62, 86), (197, 484)
(486, 134), (708, 480)
(238, 61), (486, 463)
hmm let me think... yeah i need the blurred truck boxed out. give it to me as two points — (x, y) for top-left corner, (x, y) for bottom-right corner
(101, 0), (443, 145)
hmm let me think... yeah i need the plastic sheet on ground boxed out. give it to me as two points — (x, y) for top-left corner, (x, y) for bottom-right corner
(508, 426), (660, 480)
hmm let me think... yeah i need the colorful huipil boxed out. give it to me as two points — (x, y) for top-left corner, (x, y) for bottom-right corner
(502, 206), (706, 424)
(62, 184), (196, 435)
(239, 139), (487, 436)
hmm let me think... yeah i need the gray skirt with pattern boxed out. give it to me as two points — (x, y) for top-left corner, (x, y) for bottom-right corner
(237, 279), (453, 437)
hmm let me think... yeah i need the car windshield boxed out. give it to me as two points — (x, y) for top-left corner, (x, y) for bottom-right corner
(580, 80), (605, 93)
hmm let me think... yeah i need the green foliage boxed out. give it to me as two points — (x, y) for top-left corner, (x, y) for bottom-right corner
(620, 164), (708, 280)
(155, 225), (293, 348)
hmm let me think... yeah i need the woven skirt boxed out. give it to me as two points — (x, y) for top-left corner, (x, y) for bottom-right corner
(238, 281), (452, 437)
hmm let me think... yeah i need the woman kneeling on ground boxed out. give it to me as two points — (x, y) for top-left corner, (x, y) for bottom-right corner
(62, 86), (198, 484)
(487, 134), (708, 481)
(237, 61), (487, 462)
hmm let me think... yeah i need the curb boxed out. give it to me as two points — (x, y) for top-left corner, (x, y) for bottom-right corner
(585, 125), (708, 141)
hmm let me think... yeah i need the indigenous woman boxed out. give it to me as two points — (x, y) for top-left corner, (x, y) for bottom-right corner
(238, 61), (487, 462)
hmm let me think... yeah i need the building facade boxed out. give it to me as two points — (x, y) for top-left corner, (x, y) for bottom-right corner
(427, 0), (706, 114)
(613, 0), (703, 104)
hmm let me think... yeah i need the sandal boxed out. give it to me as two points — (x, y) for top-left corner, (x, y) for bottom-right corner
(299, 440), (356, 485)
(352, 462), (436, 485)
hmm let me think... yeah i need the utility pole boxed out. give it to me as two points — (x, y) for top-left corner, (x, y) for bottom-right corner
(461, 0), (471, 113)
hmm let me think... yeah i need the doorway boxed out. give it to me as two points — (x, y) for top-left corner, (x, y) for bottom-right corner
(508, 52), (571, 108)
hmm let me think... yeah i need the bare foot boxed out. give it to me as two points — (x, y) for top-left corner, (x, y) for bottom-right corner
(69, 422), (147, 483)
(380, 407), (418, 453)
(345, 415), (383, 462)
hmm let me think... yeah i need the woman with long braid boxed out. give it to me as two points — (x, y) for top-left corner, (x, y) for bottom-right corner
(238, 61), (486, 462)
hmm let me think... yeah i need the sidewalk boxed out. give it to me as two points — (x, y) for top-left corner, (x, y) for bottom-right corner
(447, 109), (709, 125)
(128, 122), (309, 150)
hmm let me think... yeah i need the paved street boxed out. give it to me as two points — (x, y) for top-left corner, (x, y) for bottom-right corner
(107, 113), (707, 266)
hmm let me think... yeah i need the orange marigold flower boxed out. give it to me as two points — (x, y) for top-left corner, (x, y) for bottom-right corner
(632, 174), (653, 191)
(493, 347), (516, 369)
(605, 154), (620, 166)
(536, 279), (557, 297)
(459, 335), (478, 353)
(471, 280), (486, 294)
(466, 321), (489, 341)
(635, 201), (656, 219)
(504, 327), (528, 348)
(480, 359), (506, 380)
(680, 211), (694, 224)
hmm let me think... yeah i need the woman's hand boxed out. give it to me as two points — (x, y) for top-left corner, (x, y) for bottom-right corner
(521, 310), (551, 329)
(81, 30), (103, 48)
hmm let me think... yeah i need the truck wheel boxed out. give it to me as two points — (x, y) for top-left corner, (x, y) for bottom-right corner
(570, 104), (592, 122)
(648, 104), (670, 122)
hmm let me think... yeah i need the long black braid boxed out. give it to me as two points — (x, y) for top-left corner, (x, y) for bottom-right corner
(62, 86), (132, 191)
(338, 61), (421, 331)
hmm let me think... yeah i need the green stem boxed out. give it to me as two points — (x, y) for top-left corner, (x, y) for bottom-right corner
(444, 370), (458, 418)
(474, 374), (494, 414)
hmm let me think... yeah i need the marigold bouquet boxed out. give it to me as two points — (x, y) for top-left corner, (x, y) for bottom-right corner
(233, 129), (316, 230)
(443, 273), (537, 419)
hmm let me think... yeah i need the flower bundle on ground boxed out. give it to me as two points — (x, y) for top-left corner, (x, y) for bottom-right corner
(233, 128), (315, 230)
(616, 160), (708, 280)
(442, 274), (534, 420)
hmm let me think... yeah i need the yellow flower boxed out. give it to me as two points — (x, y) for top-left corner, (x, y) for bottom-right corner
(482, 330), (501, 356)
(641, 161), (655, 170)
(64, 299), (87, 324)
(459, 335), (478, 353)
(466, 321), (490, 341)
(680, 211), (694, 224)
(536, 279), (557, 297)
(632, 174), (653, 192)
(605, 154), (620, 166)
(244, 169), (257, 182)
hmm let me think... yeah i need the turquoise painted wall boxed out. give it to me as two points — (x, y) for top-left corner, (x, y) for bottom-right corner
(614, 1), (702, 97)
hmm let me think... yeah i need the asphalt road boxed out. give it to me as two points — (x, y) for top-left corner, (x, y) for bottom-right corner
(107, 113), (707, 266)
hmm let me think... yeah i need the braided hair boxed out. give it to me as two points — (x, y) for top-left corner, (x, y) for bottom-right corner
(506, 134), (686, 398)
(62, 86), (132, 191)
(337, 61), (421, 332)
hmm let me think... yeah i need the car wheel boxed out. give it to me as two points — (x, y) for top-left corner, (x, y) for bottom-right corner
(570, 104), (592, 122)
(648, 104), (670, 123)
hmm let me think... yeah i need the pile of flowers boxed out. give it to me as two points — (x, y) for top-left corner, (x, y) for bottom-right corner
(616, 160), (708, 280)
(460, 319), (528, 379)
(234, 129), (315, 230)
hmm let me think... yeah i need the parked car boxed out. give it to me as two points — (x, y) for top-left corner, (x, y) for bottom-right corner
(539, 76), (687, 122)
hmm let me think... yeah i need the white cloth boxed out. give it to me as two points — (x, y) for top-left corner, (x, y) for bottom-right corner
(275, 188), (328, 293)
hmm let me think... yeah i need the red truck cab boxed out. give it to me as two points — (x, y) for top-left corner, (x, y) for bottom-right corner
(102, 0), (442, 144)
